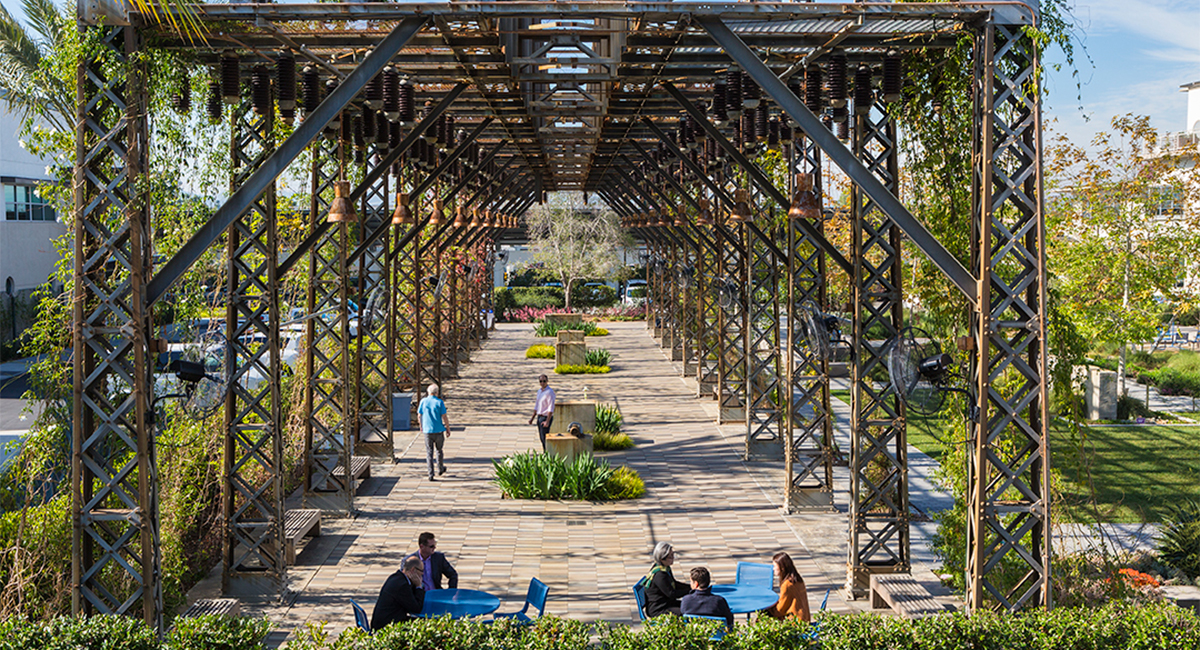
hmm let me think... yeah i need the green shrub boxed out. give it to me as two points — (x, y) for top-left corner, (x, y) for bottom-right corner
(1159, 500), (1200, 579)
(494, 451), (630, 500)
(593, 430), (635, 451)
(1116, 394), (1156, 421)
(604, 466), (645, 499)
(493, 286), (514, 318)
(573, 284), (619, 308)
(591, 327), (609, 336)
(525, 344), (555, 359)
(534, 320), (599, 338)
(595, 402), (622, 434)
(511, 287), (565, 309)
(165, 615), (272, 650)
(554, 364), (611, 374)
(585, 348), (612, 367)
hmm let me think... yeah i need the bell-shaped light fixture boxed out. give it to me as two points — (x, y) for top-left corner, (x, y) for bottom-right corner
(728, 189), (752, 222)
(328, 180), (357, 223)
(429, 198), (444, 225)
(469, 208), (481, 229)
(673, 211), (686, 227)
(453, 205), (466, 228)
(696, 199), (714, 226)
(787, 173), (822, 221)
(391, 192), (413, 225)
(481, 212), (493, 228)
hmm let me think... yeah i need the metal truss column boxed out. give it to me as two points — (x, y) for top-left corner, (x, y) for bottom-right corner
(303, 137), (355, 515)
(693, 225), (720, 397)
(222, 97), (286, 596)
(785, 138), (835, 512)
(71, 23), (161, 627)
(664, 232), (684, 360)
(678, 226), (702, 377)
(967, 17), (1051, 612)
(715, 223), (747, 424)
(392, 190), (423, 405)
(354, 145), (393, 461)
(846, 100), (907, 596)
(744, 219), (783, 460)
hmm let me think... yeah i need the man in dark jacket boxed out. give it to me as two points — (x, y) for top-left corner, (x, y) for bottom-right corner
(404, 532), (458, 590)
(371, 555), (426, 630)
(680, 566), (735, 629)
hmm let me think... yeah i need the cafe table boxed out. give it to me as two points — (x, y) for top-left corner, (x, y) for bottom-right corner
(418, 588), (502, 619)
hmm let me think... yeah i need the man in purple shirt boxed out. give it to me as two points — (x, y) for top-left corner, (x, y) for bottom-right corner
(404, 532), (458, 591)
(527, 374), (555, 452)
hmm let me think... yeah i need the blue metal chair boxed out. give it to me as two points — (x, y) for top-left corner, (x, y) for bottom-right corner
(632, 576), (648, 621)
(735, 561), (774, 589)
(493, 577), (549, 624)
(350, 599), (372, 634)
(804, 589), (831, 641)
(683, 614), (730, 641)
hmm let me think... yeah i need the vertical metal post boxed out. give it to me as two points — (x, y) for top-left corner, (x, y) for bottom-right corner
(354, 143), (394, 460)
(72, 23), (162, 627)
(715, 222), (747, 424)
(223, 95), (286, 596)
(967, 16), (1051, 611)
(846, 98), (907, 597)
(744, 217), (783, 460)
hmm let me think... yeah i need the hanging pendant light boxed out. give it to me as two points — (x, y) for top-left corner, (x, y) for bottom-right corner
(696, 199), (713, 226)
(787, 173), (821, 221)
(429, 198), (444, 225)
(673, 211), (686, 227)
(468, 208), (481, 228)
(391, 192), (413, 225)
(729, 189), (752, 222)
(328, 180), (357, 223)
(453, 205), (466, 227)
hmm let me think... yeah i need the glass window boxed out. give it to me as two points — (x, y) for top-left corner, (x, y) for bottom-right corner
(4, 183), (56, 222)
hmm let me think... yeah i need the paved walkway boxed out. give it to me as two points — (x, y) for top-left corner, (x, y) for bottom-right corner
(220, 321), (958, 645)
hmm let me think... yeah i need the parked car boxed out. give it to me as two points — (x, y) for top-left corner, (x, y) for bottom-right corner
(623, 279), (648, 306)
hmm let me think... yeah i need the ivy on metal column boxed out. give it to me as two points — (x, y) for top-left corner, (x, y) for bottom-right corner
(71, 23), (161, 626)
(223, 96), (286, 596)
(846, 98), (907, 596)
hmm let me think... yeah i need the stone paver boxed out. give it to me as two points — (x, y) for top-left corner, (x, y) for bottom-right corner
(227, 321), (958, 645)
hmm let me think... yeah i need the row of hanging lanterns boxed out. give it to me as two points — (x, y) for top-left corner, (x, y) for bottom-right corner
(383, 193), (518, 229)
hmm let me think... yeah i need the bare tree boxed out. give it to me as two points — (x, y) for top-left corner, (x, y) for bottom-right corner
(525, 193), (628, 311)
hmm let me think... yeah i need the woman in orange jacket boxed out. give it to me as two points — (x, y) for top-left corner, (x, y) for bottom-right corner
(763, 551), (811, 621)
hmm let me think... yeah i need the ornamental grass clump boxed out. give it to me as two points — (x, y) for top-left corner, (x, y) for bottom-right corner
(1159, 499), (1200, 580)
(492, 451), (642, 501)
(593, 403), (634, 450)
(534, 319), (601, 337)
(525, 344), (555, 359)
(584, 348), (612, 367)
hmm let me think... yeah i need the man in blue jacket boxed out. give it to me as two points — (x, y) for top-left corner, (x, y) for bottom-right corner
(680, 566), (734, 629)
(405, 532), (458, 590)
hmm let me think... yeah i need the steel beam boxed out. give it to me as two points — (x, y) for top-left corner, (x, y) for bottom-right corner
(148, 16), (428, 305)
(697, 16), (976, 303)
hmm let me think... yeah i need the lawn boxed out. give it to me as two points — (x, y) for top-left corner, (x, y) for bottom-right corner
(831, 389), (1200, 523)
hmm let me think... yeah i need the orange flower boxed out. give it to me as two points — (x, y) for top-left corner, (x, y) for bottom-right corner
(1117, 568), (1159, 588)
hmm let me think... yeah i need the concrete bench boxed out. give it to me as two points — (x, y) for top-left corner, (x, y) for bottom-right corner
(284, 508), (322, 565)
(869, 574), (943, 619)
(178, 598), (241, 619)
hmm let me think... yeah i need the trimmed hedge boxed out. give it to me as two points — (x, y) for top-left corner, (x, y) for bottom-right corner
(555, 364), (611, 374)
(0, 614), (270, 650)
(495, 286), (565, 318)
(525, 344), (555, 359)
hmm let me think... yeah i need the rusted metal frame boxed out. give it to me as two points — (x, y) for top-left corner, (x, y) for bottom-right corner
(967, 19), (1050, 612)
(461, 157), (519, 209)
(392, 216), (422, 426)
(415, 222), (443, 392)
(72, 24), (161, 626)
(684, 218), (722, 393)
(440, 140), (508, 204)
(642, 118), (737, 210)
(627, 143), (703, 214)
(150, 17), (428, 304)
(281, 83), (469, 278)
(353, 144), (394, 461)
(673, 221), (706, 376)
(303, 135), (355, 515)
(222, 97), (287, 595)
(715, 219), (748, 423)
(350, 115), (492, 267)
(697, 16), (976, 300)
(785, 135), (835, 512)
(845, 98), (908, 597)
(743, 215), (783, 460)
(660, 81), (852, 276)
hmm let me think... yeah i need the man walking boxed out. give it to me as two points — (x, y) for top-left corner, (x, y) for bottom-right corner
(528, 374), (555, 452)
(417, 384), (449, 480)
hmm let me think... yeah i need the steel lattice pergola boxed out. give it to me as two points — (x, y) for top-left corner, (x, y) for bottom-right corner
(72, 0), (1050, 628)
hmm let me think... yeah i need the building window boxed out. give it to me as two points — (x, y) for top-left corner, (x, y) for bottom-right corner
(4, 184), (57, 222)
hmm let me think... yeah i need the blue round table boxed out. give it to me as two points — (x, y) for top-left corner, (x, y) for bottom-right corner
(712, 584), (778, 614)
(419, 588), (501, 619)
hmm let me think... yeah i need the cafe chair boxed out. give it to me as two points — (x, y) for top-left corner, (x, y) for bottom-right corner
(683, 614), (730, 641)
(493, 577), (549, 624)
(805, 589), (831, 641)
(735, 561), (774, 589)
(350, 599), (372, 634)
(632, 576), (648, 621)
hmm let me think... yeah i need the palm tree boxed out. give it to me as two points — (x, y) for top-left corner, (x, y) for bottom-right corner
(0, 0), (72, 133)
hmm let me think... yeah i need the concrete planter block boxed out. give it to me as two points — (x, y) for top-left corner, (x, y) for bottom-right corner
(557, 330), (585, 344)
(556, 341), (587, 366)
(545, 313), (583, 328)
(1074, 365), (1117, 420)
(545, 433), (594, 464)
(550, 400), (596, 434)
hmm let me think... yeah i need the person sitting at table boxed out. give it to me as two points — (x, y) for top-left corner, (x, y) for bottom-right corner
(643, 541), (691, 617)
(371, 555), (425, 630)
(763, 551), (811, 622)
(404, 532), (458, 590)
(681, 566), (735, 630)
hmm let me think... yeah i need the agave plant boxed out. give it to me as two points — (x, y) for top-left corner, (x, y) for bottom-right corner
(1158, 499), (1200, 579)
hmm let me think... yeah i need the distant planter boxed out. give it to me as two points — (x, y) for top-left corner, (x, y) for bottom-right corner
(526, 344), (555, 359)
(555, 364), (610, 374)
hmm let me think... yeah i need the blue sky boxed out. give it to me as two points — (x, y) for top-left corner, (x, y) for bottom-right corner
(1044, 0), (1200, 144)
(2, 0), (1197, 148)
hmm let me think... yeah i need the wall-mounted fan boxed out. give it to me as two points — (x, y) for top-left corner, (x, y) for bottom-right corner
(796, 301), (844, 362)
(359, 284), (388, 331)
(676, 263), (695, 290)
(887, 326), (973, 417)
(168, 332), (228, 420)
(429, 270), (449, 299)
(713, 276), (740, 313)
